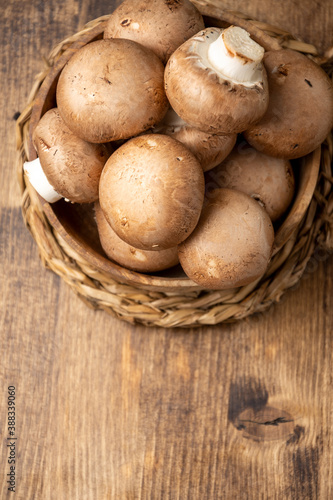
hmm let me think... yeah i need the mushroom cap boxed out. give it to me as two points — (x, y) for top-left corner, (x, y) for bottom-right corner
(95, 202), (179, 272)
(178, 188), (274, 289)
(32, 108), (110, 203)
(152, 108), (237, 172)
(164, 27), (269, 135)
(205, 142), (295, 221)
(99, 134), (205, 251)
(244, 49), (333, 159)
(57, 39), (168, 143)
(103, 0), (205, 64)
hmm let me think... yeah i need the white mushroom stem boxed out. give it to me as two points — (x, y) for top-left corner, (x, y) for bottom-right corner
(207, 26), (265, 84)
(23, 158), (62, 203)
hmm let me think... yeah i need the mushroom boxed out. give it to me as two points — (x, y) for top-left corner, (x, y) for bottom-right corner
(205, 141), (295, 221)
(164, 26), (269, 135)
(244, 49), (333, 159)
(151, 107), (237, 172)
(103, 0), (205, 64)
(25, 108), (110, 203)
(95, 202), (179, 272)
(57, 38), (168, 143)
(99, 134), (205, 251)
(23, 158), (62, 204)
(178, 188), (274, 289)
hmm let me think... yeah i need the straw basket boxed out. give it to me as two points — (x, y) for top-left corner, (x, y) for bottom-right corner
(17, 1), (333, 327)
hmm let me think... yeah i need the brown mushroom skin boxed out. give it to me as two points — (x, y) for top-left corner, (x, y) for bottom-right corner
(152, 111), (237, 172)
(95, 202), (179, 272)
(205, 142), (295, 222)
(244, 49), (333, 159)
(171, 128), (237, 172)
(99, 134), (205, 251)
(164, 28), (269, 135)
(57, 39), (168, 143)
(103, 0), (205, 64)
(32, 108), (110, 203)
(178, 188), (274, 290)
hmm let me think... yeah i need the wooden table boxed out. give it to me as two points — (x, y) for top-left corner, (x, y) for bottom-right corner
(1, 0), (332, 498)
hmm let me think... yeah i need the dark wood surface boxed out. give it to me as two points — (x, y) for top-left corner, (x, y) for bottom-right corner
(1, 0), (332, 498)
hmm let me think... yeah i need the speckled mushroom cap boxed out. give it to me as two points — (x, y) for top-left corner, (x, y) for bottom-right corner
(205, 143), (295, 221)
(99, 134), (205, 251)
(32, 108), (110, 203)
(152, 108), (237, 172)
(244, 49), (333, 159)
(56, 39), (168, 143)
(178, 188), (274, 289)
(164, 27), (269, 135)
(103, 0), (205, 64)
(95, 202), (179, 272)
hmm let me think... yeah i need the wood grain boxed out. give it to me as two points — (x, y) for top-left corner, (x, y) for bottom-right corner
(1, 0), (332, 499)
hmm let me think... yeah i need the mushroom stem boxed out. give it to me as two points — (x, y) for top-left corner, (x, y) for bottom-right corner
(207, 26), (265, 84)
(23, 158), (62, 203)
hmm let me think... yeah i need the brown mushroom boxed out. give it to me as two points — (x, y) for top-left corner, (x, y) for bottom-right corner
(205, 141), (295, 221)
(57, 39), (168, 143)
(151, 107), (237, 171)
(103, 0), (205, 64)
(27, 108), (110, 203)
(99, 134), (205, 251)
(95, 202), (179, 272)
(244, 49), (333, 159)
(164, 26), (269, 135)
(178, 188), (274, 289)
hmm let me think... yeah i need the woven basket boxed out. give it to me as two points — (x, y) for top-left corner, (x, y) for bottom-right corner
(17, 3), (333, 327)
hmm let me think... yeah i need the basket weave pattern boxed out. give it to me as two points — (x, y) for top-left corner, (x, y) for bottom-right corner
(16, 14), (333, 327)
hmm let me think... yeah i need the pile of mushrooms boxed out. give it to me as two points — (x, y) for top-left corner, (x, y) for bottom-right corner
(24, 0), (333, 290)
